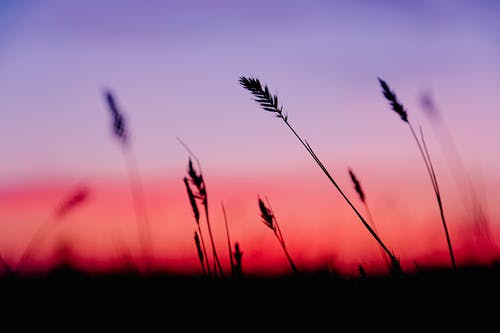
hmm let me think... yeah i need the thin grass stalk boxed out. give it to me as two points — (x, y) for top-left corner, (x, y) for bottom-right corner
(221, 203), (235, 275)
(409, 115), (455, 269)
(379, 78), (455, 270)
(183, 177), (211, 276)
(420, 92), (474, 188)
(275, 222), (298, 275)
(123, 148), (154, 271)
(197, 224), (211, 276)
(259, 197), (298, 274)
(17, 187), (89, 271)
(363, 200), (392, 269)
(203, 201), (224, 277)
(348, 168), (391, 269)
(413, 259), (424, 273)
(240, 77), (401, 272)
(267, 200), (298, 274)
(104, 90), (152, 272)
(421, 93), (496, 254)
(178, 138), (224, 277)
(16, 217), (53, 272)
(194, 231), (206, 275)
(419, 127), (456, 270)
(300, 134), (394, 265)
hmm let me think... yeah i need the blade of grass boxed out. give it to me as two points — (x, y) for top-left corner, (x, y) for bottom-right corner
(258, 196), (298, 274)
(184, 177), (211, 276)
(240, 76), (401, 273)
(178, 138), (224, 277)
(379, 78), (455, 270)
(104, 89), (153, 272)
(348, 168), (392, 270)
(221, 202), (235, 275)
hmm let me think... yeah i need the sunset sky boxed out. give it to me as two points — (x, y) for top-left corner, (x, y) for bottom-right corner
(1, 0), (499, 275)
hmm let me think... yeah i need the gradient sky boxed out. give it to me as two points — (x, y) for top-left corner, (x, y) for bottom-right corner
(1, 0), (499, 275)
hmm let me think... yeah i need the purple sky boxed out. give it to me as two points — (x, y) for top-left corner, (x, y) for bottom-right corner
(0, 0), (499, 184)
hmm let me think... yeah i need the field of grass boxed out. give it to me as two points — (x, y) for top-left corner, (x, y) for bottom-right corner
(1, 77), (497, 316)
(1, 263), (499, 320)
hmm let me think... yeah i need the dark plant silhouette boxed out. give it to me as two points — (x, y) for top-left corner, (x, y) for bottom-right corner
(413, 259), (424, 273)
(233, 242), (243, 278)
(358, 264), (367, 278)
(258, 196), (298, 274)
(17, 186), (90, 271)
(420, 91), (496, 254)
(348, 168), (391, 269)
(184, 177), (211, 276)
(379, 78), (455, 270)
(221, 203), (235, 275)
(178, 138), (224, 277)
(54, 188), (89, 218)
(194, 231), (206, 275)
(104, 89), (152, 271)
(240, 76), (401, 273)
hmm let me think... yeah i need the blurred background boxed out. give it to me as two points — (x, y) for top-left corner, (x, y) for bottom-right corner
(0, 0), (499, 275)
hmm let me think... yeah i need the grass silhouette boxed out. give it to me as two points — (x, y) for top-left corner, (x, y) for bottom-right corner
(348, 168), (392, 270)
(184, 176), (211, 276)
(378, 78), (456, 270)
(221, 203), (235, 276)
(104, 89), (153, 272)
(258, 196), (298, 274)
(178, 138), (224, 277)
(240, 76), (402, 273)
(16, 186), (89, 272)
(2, 76), (497, 284)
(194, 231), (206, 275)
(420, 91), (496, 254)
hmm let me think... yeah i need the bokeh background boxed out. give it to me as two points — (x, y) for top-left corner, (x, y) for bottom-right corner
(1, 0), (499, 275)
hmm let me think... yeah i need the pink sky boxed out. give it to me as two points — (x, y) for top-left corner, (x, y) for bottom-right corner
(0, 0), (499, 275)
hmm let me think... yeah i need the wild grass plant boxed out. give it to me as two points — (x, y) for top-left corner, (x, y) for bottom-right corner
(240, 76), (401, 273)
(378, 78), (455, 269)
(104, 90), (153, 271)
(258, 196), (298, 274)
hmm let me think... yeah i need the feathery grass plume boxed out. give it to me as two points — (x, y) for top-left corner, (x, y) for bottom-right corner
(259, 198), (274, 229)
(178, 138), (224, 277)
(240, 76), (401, 273)
(186, 157), (223, 277)
(258, 196), (298, 274)
(348, 168), (391, 270)
(239, 77), (287, 120)
(379, 78), (455, 270)
(184, 177), (210, 276)
(194, 231), (206, 275)
(221, 203), (235, 275)
(233, 242), (243, 278)
(378, 78), (408, 122)
(420, 91), (496, 255)
(420, 91), (440, 120)
(17, 186), (90, 272)
(54, 187), (89, 219)
(105, 90), (128, 145)
(348, 169), (365, 203)
(184, 177), (200, 224)
(103, 89), (152, 272)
